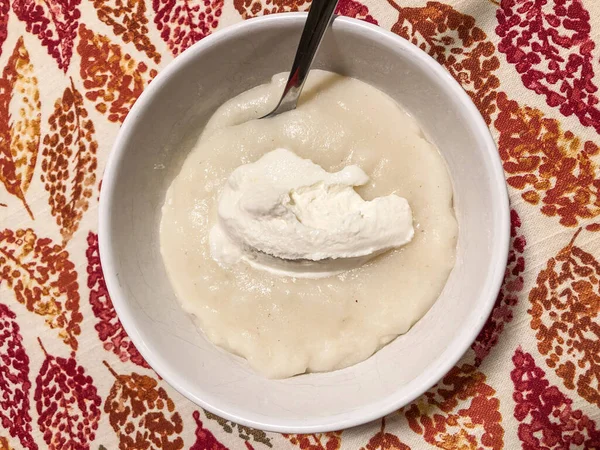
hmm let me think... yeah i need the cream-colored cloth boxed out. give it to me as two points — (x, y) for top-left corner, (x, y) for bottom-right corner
(1, 0), (599, 448)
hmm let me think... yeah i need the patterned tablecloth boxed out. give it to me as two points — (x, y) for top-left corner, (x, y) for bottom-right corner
(1, 0), (600, 447)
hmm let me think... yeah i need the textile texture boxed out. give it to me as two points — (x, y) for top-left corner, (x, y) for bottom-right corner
(1, 0), (600, 448)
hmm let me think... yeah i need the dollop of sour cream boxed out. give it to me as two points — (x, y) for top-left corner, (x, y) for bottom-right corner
(210, 148), (414, 277)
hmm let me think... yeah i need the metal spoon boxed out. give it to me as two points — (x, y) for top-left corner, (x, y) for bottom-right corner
(261, 0), (340, 119)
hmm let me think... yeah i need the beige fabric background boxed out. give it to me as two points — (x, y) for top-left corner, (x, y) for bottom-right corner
(1, 0), (599, 448)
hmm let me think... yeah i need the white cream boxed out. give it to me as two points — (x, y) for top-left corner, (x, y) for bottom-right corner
(210, 148), (414, 277)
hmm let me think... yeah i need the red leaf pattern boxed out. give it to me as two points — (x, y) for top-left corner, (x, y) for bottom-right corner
(34, 339), (102, 450)
(86, 232), (149, 368)
(511, 348), (600, 449)
(336, 0), (377, 24)
(0, 228), (82, 350)
(153, 0), (224, 56)
(472, 209), (526, 365)
(12, 0), (81, 72)
(0, 303), (36, 450)
(0, 0), (8, 56)
(191, 411), (230, 450)
(496, 0), (600, 133)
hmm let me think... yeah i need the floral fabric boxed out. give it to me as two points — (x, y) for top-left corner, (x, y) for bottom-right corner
(1, 0), (600, 448)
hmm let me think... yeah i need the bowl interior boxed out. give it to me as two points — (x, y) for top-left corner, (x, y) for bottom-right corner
(100, 15), (508, 432)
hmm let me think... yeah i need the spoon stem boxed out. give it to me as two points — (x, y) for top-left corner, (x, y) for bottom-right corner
(263, 0), (340, 118)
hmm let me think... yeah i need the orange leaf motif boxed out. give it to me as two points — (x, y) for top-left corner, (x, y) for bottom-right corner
(404, 364), (504, 449)
(0, 437), (14, 450)
(0, 37), (41, 219)
(103, 362), (184, 450)
(284, 431), (342, 450)
(41, 79), (97, 245)
(233, 0), (376, 23)
(529, 228), (600, 407)
(0, 228), (82, 350)
(495, 92), (600, 227)
(387, 1), (500, 124)
(361, 418), (410, 450)
(91, 0), (161, 64)
(234, 0), (309, 20)
(77, 24), (158, 123)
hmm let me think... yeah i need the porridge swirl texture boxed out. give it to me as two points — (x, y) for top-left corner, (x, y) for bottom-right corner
(160, 70), (457, 378)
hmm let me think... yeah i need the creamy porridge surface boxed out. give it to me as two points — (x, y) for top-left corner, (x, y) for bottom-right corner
(160, 70), (457, 378)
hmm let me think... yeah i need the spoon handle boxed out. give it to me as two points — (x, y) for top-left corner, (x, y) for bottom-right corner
(265, 0), (340, 117)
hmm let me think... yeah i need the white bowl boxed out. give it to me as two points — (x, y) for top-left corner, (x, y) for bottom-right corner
(99, 14), (509, 433)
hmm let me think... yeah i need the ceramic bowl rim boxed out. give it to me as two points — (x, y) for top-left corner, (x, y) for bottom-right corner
(98, 13), (510, 433)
